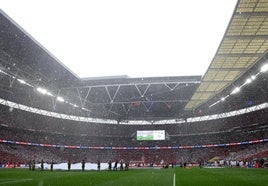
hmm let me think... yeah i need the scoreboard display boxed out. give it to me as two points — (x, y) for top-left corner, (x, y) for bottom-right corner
(136, 130), (165, 140)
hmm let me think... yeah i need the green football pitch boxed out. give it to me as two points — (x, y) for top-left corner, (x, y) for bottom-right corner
(0, 167), (267, 186)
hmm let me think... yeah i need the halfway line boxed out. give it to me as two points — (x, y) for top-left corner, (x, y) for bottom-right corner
(173, 173), (176, 186)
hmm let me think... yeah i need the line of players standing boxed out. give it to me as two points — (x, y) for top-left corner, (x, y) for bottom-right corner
(28, 159), (129, 171)
(80, 159), (129, 171)
(28, 159), (54, 171)
(107, 160), (129, 171)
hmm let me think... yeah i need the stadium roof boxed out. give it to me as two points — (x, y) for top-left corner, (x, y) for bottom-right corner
(0, 0), (268, 121)
(186, 0), (268, 110)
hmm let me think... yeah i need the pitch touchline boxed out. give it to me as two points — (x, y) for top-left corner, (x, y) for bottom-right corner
(173, 173), (176, 186)
(0, 179), (33, 185)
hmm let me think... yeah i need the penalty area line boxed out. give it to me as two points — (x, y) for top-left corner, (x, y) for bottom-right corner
(0, 178), (33, 185)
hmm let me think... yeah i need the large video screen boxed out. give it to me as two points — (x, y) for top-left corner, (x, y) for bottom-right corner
(136, 130), (165, 140)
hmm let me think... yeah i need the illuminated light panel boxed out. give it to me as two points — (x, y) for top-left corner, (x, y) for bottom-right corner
(56, 96), (65, 102)
(46, 92), (53, 97)
(251, 75), (256, 80)
(17, 79), (26, 84)
(245, 78), (252, 84)
(36, 87), (48, 95)
(231, 87), (240, 95)
(261, 64), (268, 73)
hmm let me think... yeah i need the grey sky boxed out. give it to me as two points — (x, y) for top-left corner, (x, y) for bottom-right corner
(1, 0), (237, 78)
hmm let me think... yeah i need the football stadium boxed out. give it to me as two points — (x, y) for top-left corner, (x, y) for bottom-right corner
(0, 0), (268, 185)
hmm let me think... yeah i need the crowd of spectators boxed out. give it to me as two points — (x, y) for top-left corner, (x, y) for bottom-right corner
(0, 104), (268, 167)
(0, 124), (267, 166)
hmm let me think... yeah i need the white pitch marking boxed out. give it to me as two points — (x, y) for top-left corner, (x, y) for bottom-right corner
(173, 173), (176, 186)
(0, 178), (33, 185)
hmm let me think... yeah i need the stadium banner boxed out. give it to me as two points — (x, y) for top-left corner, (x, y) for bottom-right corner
(0, 138), (267, 150)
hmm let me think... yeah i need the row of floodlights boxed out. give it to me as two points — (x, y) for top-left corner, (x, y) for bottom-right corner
(0, 69), (89, 111)
(210, 63), (268, 108)
(36, 87), (87, 110)
(36, 87), (67, 103)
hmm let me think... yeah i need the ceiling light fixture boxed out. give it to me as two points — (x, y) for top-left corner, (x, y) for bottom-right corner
(56, 96), (65, 102)
(37, 87), (48, 95)
(17, 79), (26, 84)
(245, 78), (252, 84)
(260, 64), (268, 73)
(231, 87), (240, 95)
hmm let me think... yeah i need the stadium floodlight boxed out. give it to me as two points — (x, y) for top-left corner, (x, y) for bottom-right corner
(46, 91), (54, 97)
(17, 78), (26, 84)
(72, 104), (78, 108)
(245, 78), (252, 85)
(0, 69), (8, 75)
(56, 96), (65, 102)
(37, 87), (48, 95)
(36, 87), (54, 96)
(16, 78), (33, 87)
(82, 107), (91, 112)
(260, 64), (268, 73)
(251, 75), (256, 80)
(231, 87), (240, 95)
(209, 100), (220, 108)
